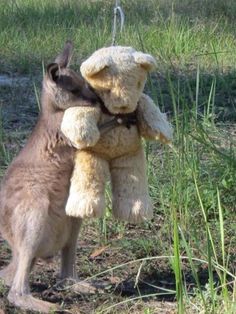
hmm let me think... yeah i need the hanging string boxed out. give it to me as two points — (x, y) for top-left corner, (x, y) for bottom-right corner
(111, 0), (125, 46)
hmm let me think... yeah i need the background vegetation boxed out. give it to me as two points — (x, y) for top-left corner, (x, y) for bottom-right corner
(0, 0), (235, 313)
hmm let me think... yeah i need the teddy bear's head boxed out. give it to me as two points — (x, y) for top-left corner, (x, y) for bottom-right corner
(80, 46), (156, 114)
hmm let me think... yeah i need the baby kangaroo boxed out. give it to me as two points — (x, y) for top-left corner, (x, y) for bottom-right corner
(0, 42), (100, 313)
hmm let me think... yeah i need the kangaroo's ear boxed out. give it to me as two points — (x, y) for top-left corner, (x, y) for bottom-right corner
(46, 63), (59, 82)
(46, 62), (85, 93)
(54, 40), (73, 68)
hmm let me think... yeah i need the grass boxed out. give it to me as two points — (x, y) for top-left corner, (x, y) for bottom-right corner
(2, 0), (236, 74)
(0, 0), (236, 313)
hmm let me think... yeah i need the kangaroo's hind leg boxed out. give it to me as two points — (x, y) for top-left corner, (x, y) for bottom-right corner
(8, 246), (58, 313)
(60, 217), (82, 280)
(60, 217), (98, 294)
(7, 199), (60, 313)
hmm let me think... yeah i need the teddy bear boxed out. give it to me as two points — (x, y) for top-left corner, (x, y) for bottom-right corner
(61, 46), (173, 223)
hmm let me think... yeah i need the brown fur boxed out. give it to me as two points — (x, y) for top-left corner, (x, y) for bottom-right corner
(0, 42), (99, 313)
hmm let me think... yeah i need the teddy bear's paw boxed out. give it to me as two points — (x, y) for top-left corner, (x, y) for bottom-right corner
(65, 193), (105, 218)
(113, 197), (153, 223)
(62, 123), (100, 149)
(75, 124), (100, 148)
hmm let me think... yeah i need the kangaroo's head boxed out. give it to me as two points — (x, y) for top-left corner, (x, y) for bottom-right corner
(42, 41), (100, 112)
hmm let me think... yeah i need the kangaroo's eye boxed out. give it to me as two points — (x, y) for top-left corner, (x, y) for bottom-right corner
(71, 88), (80, 94)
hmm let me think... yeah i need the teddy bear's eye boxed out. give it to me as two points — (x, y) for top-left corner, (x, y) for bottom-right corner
(137, 81), (142, 89)
(105, 89), (111, 94)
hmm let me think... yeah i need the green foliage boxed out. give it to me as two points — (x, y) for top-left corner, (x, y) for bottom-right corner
(1, 0), (236, 73)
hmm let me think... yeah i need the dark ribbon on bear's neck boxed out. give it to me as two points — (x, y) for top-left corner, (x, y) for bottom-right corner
(98, 110), (137, 135)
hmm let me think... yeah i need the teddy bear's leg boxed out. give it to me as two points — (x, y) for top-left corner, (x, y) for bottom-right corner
(110, 147), (153, 223)
(65, 151), (109, 218)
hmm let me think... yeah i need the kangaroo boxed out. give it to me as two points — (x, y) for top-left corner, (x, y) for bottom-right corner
(0, 41), (100, 313)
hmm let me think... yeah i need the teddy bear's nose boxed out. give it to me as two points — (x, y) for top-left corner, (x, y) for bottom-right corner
(114, 104), (128, 111)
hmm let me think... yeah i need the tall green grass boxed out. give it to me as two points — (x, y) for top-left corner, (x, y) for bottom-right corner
(1, 0), (236, 73)
(146, 66), (236, 313)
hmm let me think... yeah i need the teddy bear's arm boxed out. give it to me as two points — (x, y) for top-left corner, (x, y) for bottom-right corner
(137, 93), (173, 144)
(61, 106), (101, 149)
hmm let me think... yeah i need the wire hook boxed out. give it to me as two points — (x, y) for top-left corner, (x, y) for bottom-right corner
(112, 0), (125, 46)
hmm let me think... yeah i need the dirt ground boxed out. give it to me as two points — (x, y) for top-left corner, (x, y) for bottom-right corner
(0, 222), (179, 314)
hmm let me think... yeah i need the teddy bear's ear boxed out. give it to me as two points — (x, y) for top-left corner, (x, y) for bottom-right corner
(133, 52), (157, 72)
(54, 40), (73, 68)
(80, 56), (113, 78)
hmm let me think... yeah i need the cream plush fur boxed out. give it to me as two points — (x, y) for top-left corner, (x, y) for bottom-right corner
(61, 46), (173, 223)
